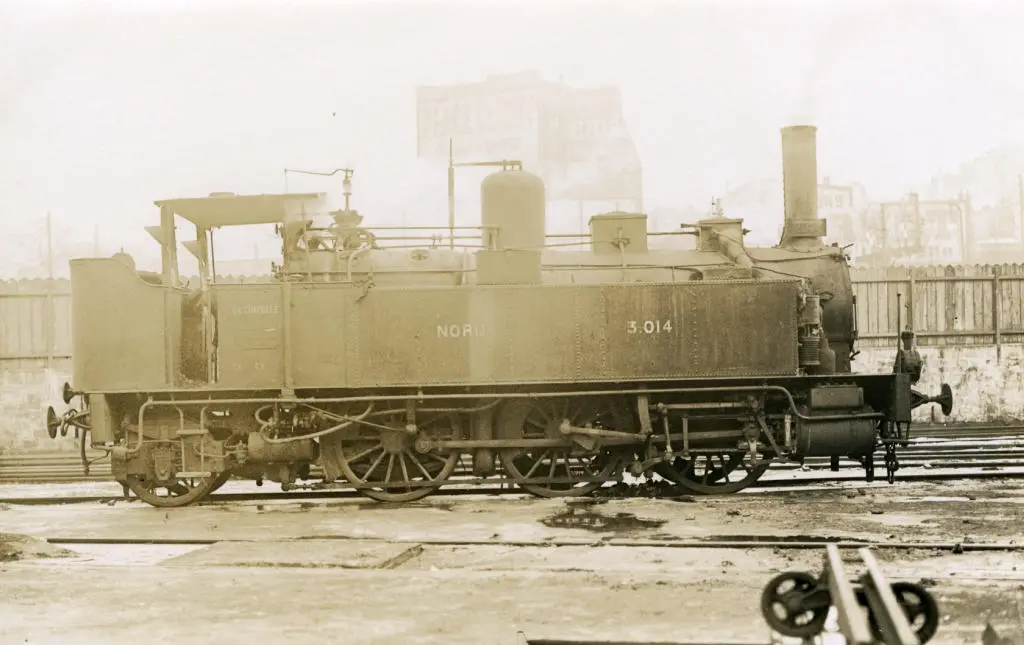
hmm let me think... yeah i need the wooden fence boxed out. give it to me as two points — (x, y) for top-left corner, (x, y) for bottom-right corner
(850, 264), (1024, 350)
(0, 279), (72, 364)
(2, 264), (1024, 362)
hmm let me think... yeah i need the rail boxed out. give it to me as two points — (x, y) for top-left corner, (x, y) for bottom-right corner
(3, 463), (1024, 506)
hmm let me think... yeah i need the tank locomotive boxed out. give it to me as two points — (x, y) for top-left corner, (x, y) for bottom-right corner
(46, 125), (954, 507)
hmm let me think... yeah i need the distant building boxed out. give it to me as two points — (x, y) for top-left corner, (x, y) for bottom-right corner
(416, 71), (643, 234)
(923, 143), (1024, 210)
(972, 240), (1024, 265)
(717, 178), (868, 249)
(905, 142), (1024, 264)
(818, 179), (868, 249)
(853, 195), (968, 267)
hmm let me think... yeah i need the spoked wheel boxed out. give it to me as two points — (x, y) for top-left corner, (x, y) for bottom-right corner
(888, 582), (940, 644)
(498, 396), (633, 499)
(656, 451), (770, 495)
(760, 571), (829, 638)
(325, 411), (462, 503)
(858, 582), (940, 644)
(124, 471), (232, 508)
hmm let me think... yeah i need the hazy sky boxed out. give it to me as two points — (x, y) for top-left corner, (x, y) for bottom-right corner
(2, 0), (1024, 268)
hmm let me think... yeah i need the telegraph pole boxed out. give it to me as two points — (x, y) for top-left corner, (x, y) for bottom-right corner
(448, 139), (455, 250)
(1018, 174), (1024, 251)
(45, 212), (54, 369)
(45, 212), (53, 280)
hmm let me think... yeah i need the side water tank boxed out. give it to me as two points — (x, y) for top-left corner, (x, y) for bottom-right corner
(480, 169), (546, 251)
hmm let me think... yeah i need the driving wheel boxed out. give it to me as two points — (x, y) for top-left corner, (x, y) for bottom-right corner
(657, 451), (770, 495)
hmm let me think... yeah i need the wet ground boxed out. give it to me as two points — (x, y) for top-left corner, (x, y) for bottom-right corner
(1, 478), (1024, 645)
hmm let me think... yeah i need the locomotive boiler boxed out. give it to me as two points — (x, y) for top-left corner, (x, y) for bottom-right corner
(46, 125), (954, 507)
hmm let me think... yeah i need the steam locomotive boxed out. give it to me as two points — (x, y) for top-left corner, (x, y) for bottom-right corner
(46, 125), (953, 507)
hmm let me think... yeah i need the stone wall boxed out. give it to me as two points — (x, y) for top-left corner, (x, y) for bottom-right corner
(853, 344), (1024, 424)
(0, 360), (77, 454)
(0, 346), (1020, 454)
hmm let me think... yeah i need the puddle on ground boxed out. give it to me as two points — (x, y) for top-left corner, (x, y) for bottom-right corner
(540, 504), (667, 533)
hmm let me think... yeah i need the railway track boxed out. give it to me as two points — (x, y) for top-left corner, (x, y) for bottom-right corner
(3, 429), (1023, 506)
(8, 449), (1024, 484)
(2, 466), (1023, 506)
(3, 424), (1023, 484)
(40, 534), (1024, 552)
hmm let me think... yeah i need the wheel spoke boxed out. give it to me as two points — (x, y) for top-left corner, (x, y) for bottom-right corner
(407, 452), (433, 479)
(524, 417), (547, 433)
(524, 450), (550, 478)
(568, 406), (585, 425)
(398, 455), (412, 491)
(364, 451), (386, 478)
(349, 445), (382, 463)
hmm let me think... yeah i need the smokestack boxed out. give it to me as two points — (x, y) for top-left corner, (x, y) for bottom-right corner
(779, 125), (826, 249)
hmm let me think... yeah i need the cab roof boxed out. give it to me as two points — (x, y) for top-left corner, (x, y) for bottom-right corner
(153, 192), (326, 228)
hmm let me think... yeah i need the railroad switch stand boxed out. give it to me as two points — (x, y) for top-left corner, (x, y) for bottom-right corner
(761, 545), (939, 645)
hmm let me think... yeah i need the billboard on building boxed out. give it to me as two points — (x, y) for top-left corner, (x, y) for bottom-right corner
(416, 74), (540, 162)
(415, 72), (643, 207)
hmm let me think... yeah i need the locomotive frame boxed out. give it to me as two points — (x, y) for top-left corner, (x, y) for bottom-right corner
(47, 125), (954, 507)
